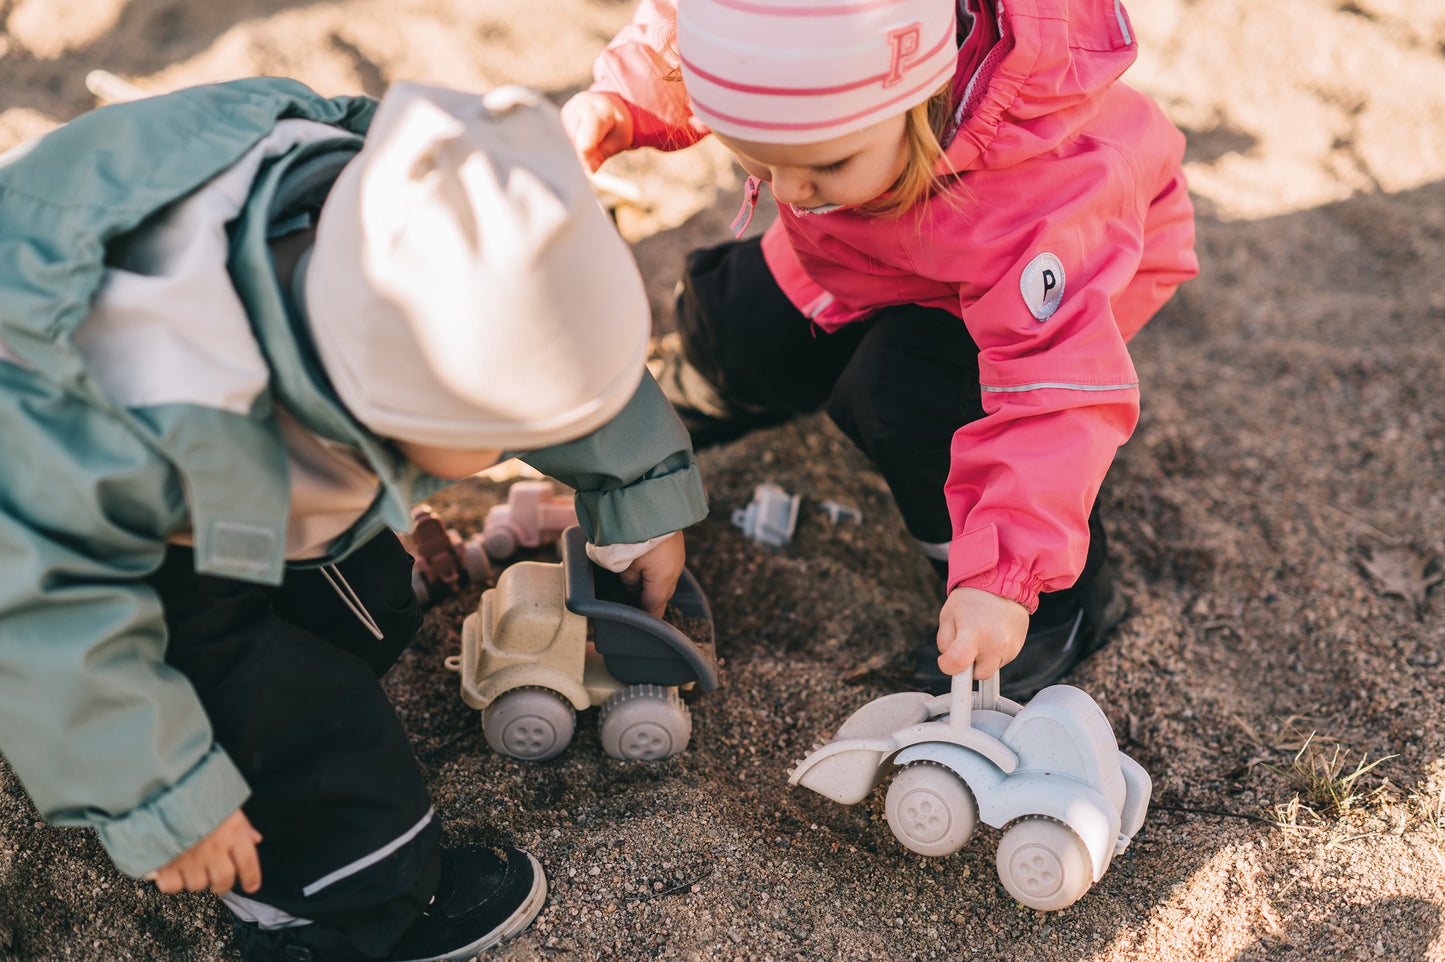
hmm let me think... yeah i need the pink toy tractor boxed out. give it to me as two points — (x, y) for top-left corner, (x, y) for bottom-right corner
(480, 480), (578, 561)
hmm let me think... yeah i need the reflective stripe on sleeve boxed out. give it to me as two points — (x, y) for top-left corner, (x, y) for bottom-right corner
(980, 381), (1138, 394)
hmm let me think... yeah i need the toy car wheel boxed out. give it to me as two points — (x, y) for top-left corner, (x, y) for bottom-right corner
(483, 687), (577, 762)
(483, 526), (518, 561)
(995, 817), (1094, 911)
(461, 541), (490, 584)
(598, 685), (691, 761)
(884, 762), (978, 857)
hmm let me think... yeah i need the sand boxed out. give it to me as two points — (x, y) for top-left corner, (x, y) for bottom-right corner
(2, 1), (1444, 959)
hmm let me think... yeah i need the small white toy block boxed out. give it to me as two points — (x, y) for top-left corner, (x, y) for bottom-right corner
(819, 500), (862, 525)
(731, 481), (801, 548)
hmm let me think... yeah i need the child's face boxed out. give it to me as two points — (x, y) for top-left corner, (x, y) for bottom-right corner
(715, 113), (911, 211)
(394, 441), (504, 479)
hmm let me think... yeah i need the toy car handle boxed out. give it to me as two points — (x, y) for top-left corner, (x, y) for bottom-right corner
(949, 666), (1001, 732)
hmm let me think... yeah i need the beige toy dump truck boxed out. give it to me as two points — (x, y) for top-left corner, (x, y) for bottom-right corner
(448, 526), (719, 762)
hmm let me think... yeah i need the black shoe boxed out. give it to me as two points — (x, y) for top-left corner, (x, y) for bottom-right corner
(386, 845), (546, 962)
(910, 569), (1127, 701)
(233, 845), (546, 962)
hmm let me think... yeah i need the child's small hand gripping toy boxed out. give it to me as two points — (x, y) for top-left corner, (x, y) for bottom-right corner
(788, 670), (1151, 911)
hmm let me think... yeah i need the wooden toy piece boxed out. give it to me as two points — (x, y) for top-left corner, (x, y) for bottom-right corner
(406, 504), (491, 607)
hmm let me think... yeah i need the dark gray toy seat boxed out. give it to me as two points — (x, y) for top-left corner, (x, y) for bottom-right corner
(560, 526), (719, 691)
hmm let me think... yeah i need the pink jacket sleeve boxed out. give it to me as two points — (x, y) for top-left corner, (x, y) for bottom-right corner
(939, 172), (1149, 613)
(590, 0), (712, 152)
(944, 394), (1138, 614)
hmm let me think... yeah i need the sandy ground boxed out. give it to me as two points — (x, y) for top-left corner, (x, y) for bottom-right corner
(2, 1), (1445, 960)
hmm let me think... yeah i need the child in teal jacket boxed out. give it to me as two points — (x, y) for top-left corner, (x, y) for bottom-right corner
(0, 79), (707, 962)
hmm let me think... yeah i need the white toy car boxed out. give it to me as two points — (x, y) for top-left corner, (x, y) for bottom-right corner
(789, 670), (1150, 911)
(448, 526), (719, 762)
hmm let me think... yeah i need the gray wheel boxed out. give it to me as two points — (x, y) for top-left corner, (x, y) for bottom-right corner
(995, 817), (1094, 911)
(410, 569), (430, 607)
(461, 541), (490, 583)
(884, 762), (978, 857)
(483, 687), (576, 761)
(482, 526), (518, 561)
(598, 685), (691, 760)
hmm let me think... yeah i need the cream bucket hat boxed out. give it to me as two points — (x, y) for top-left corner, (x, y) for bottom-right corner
(306, 82), (649, 450)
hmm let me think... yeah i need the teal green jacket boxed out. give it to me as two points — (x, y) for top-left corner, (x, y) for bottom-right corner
(0, 79), (707, 877)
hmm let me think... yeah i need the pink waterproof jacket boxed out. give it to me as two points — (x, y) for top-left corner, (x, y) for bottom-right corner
(591, 0), (1199, 611)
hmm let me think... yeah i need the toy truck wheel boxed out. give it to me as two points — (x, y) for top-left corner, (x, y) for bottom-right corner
(461, 541), (490, 583)
(482, 527), (518, 561)
(995, 817), (1094, 911)
(410, 569), (431, 607)
(598, 685), (691, 761)
(884, 762), (978, 857)
(483, 687), (577, 762)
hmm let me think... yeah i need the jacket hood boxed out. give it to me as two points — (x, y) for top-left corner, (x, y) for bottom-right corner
(939, 0), (1139, 174)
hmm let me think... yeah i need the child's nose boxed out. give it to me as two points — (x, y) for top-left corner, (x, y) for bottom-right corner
(769, 168), (813, 205)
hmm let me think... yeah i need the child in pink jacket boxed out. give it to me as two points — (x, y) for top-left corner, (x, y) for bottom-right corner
(564, 0), (1199, 699)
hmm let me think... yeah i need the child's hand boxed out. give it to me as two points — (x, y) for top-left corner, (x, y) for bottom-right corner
(618, 530), (686, 617)
(560, 91), (634, 172)
(935, 587), (1030, 681)
(144, 808), (263, 895)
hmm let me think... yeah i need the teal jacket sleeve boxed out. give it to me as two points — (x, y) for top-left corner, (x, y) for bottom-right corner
(519, 372), (709, 545)
(0, 378), (250, 879)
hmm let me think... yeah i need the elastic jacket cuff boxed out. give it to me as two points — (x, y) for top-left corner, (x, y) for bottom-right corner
(574, 462), (708, 547)
(947, 525), (1044, 613)
(93, 744), (252, 878)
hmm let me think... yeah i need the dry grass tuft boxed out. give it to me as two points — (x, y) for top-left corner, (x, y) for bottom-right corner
(1266, 733), (1394, 823)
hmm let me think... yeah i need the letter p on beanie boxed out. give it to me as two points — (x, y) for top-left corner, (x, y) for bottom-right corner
(676, 0), (959, 144)
(306, 82), (650, 452)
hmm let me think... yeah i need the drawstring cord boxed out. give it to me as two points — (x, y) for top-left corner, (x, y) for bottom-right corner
(729, 176), (762, 237)
(320, 564), (385, 640)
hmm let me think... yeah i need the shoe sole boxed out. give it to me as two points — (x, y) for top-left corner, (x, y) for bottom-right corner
(396, 853), (548, 962)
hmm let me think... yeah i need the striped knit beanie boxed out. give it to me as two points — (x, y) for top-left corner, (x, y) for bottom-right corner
(677, 0), (958, 144)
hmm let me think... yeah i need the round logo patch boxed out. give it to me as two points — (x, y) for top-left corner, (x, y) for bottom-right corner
(1020, 252), (1065, 321)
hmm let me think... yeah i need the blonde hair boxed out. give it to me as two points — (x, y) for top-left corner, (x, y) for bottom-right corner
(860, 83), (956, 217)
(665, 34), (957, 216)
